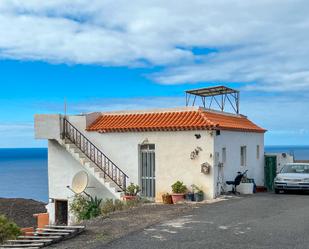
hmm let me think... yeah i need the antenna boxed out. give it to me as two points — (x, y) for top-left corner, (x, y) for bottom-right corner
(64, 97), (67, 117)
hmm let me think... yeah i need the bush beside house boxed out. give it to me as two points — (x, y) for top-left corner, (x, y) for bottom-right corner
(70, 194), (149, 222)
(0, 215), (21, 244)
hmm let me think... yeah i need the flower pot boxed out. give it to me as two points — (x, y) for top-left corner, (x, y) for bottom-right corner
(123, 195), (137, 201)
(194, 192), (204, 202)
(171, 193), (185, 203)
(185, 193), (194, 201)
(162, 194), (173, 204)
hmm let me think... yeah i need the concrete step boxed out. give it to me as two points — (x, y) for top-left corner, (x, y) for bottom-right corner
(99, 172), (109, 179)
(80, 157), (91, 164)
(61, 138), (125, 199)
(87, 162), (95, 168)
(18, 236), (61, 240)
(94, 167), (102, 172)
(36, 228), (75, 233)
(27, 232), (69, 236)
(0, 248), (40, 249)
(0, 247), (40, 249)
(7, 239), (52, 243)
(45, 225), (85, 229)
(0, 243), (44, 248)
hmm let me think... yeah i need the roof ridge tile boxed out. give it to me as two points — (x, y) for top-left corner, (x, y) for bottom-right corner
(87, 108), (266, 133)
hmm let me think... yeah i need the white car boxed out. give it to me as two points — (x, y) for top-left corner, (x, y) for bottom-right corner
(274, 163), (309, 194)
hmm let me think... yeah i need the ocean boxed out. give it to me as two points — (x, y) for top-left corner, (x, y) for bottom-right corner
(265, 145), (309, 160)
(0, 148), (48, 202)
(0, 146), (308, 202)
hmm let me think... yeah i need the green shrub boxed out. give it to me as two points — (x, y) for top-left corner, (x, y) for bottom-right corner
(191, 184), (203, 194)
(114, 199), (125, 211)
(125, 198), (141, 208)
(139, 197), (152, 204)
(101, 199), (115, 215)
(69, 194), (88, 221)
(86, 196), (102, 219)
(70, 195), (102, 221)
(125, 183), (141, 196)
(101, 199), (126, 215)
(171, 181), (187, 193)
(0, 215), (21, 244)
(70, 194), (149, 221)
(124, 196), (154, 208)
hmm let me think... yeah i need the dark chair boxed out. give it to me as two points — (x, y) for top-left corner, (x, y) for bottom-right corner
(226, 170), (248, 195)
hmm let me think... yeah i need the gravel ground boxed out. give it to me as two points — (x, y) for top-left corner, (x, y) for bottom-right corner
(0, 198), (46, 227)
(50, 202), (205, 249)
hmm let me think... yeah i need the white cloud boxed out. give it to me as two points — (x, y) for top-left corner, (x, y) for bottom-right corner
(0, 1), (309, 90)
(0, 123), (32, 133)
(69, 97), (184, 113)
(240, 93), (309, 145)
(0, 122), (46, 148)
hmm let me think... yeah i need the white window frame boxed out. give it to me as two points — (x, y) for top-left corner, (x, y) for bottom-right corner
(240, 146), (247, 166)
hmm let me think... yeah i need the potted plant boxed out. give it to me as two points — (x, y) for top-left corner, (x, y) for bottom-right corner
(171, 181), (187, 203)
(185, 192), (194, 201)
(123, 183), (141, 201)
(162, 193), (173, 204)
(192, 185), (204, 202)
(185, 186), (195, 201)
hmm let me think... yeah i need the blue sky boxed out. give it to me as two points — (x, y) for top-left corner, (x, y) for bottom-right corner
(0, 1), (308, 147)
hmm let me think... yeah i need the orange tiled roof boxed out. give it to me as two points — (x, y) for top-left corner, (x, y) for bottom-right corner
(87, 108), (266, 133)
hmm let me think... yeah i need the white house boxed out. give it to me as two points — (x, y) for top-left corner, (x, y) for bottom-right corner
(34, 87), (266, 225)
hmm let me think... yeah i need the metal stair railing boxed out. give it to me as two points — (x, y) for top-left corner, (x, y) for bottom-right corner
(62, 118), (128, 191)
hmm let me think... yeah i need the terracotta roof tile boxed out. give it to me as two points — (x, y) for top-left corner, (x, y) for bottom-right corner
(87, 108), (266, 133)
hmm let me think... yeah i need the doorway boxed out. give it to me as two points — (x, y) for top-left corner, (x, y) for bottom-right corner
(139, 144), (156, 198)
(55, 200), (68, 225)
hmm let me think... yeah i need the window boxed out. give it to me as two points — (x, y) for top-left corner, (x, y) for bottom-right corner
(240, 146), (247, 166)
(256, 145), (260, 159)
(222, 147), (226, 164)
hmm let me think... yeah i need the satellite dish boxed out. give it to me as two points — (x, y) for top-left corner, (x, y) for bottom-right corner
(71, 171), (88, 194)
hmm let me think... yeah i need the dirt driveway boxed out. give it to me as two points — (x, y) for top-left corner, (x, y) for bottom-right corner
(102, 193), (309, 249)
(50, 201), (203, 249)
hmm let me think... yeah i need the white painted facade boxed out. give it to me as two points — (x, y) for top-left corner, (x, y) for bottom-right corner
(34, 108), (265, 224)
(214, 130), (264, 195)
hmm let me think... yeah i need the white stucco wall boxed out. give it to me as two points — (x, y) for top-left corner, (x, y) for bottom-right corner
(91, 131), (215, 200)
(47, 139), (116, 224)
(63, 115), (216, 200)
(43, 113), (216, 225)
(41, 114), (265, 211)
(34, 114), (61, 140)
(214, 130), (265, 196)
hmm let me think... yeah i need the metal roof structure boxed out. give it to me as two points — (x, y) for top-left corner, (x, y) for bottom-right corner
(185, 86), (240, 114)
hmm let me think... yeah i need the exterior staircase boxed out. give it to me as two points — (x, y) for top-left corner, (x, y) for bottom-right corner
(59, 118), (128, 198)
(0, 225), (85, 249)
